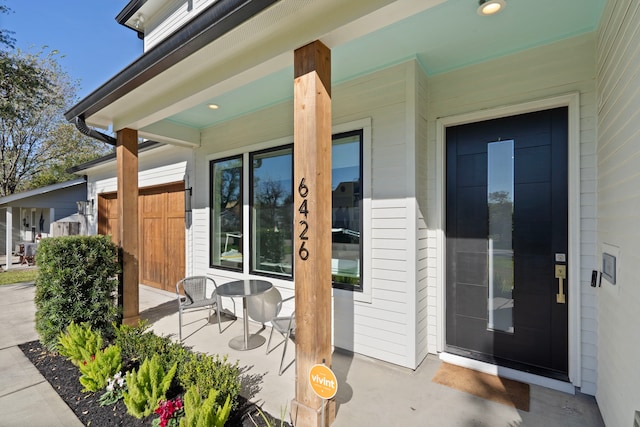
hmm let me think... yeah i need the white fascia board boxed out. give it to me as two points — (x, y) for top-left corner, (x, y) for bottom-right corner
(139, 120), (201, 148)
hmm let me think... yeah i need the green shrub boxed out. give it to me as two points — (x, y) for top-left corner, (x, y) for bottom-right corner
(180, 385), (231, 427)
(78, 344), (122, 392)
(123, 354), (177, 419)
(177, 352), (241, 409)
(34, 235), (120, 349)
(57, 322), (104, 367)
(113, 321), (189, 375)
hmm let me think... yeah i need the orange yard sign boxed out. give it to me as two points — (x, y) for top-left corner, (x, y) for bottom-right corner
(309, 364), (338, 400)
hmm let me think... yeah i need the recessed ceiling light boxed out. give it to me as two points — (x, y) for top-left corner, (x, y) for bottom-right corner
(477, 0), (506, 16)
(208, 104), (219, 110)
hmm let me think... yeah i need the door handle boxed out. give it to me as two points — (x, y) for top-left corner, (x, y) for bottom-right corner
(555, 264), (566, 304)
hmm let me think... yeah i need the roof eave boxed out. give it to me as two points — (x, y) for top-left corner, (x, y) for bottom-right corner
(0, 177), (87, 205)
(64, 0), (279, 124)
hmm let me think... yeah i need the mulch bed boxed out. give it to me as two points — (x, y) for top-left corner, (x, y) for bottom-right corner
(19, 340), (290, 427)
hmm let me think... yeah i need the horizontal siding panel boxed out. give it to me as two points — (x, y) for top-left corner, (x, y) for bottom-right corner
(371, 288), (407, 304)
(371, 248), (407, 261)
(371, 207), (407, 218)
(371, 218), (407, 230)
(596, 0), (640, 424)
(371, 238), (408, 251)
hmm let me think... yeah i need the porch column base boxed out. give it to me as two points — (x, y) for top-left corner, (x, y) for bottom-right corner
(290, 398), (335, 427)
(122, 314), (141, 326)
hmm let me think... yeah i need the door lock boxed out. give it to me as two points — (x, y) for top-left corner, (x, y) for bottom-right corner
(555, 264), (566, 304)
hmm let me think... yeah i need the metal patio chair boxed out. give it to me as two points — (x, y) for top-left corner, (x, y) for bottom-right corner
(247, 287), (295, 375)
(176, 276), (235, 340)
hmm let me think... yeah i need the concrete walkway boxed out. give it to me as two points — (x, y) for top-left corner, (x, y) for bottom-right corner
(0, 282), (605, 427)
(0, 282), (83, 427)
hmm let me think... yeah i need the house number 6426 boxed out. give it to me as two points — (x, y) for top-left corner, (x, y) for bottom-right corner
(298, 178), (309, 261)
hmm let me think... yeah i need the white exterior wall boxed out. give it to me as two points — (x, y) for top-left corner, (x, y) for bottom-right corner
(426, 34), (599, 393)
(143, 0), (216, 51)
(193, 62), (423, 368)
(595, 0), (640, 425)
(415, 63), (430, 365)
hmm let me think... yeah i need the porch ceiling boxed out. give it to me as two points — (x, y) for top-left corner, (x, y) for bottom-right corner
(80, 0), (605, 145)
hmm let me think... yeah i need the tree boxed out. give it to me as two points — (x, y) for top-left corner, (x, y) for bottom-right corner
(0, 46), (111, 196)
(29, 122), (113, 188)
(0, 4), (15, 49)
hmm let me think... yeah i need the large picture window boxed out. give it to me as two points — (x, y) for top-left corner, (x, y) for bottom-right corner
(331, 131), (362, 290)
(209, 130), (363, 291)
(210, 156), (243, 270)
(250, 146), (293, 277)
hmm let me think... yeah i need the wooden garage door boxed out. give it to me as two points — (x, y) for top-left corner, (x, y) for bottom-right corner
(98, 182), (185, 292)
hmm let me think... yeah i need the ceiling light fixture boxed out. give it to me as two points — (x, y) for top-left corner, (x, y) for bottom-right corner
(477, 0), (506, 16)
(208, 104), (219, 110)
(134, 14), (145, 29)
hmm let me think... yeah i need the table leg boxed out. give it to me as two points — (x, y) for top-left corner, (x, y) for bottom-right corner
(228, 296), (266, 351)
(243, 297), (249, 348)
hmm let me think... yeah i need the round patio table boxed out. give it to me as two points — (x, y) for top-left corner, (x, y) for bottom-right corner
(216, 279), (273, 350)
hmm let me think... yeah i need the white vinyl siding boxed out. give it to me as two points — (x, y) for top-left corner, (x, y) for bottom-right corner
(415, 62), (430, 364)
(426, 33), (598, 393)
(595, 0), (640, 425)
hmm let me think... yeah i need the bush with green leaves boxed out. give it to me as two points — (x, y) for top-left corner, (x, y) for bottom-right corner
(113, 321), (189, 375)
(57, 322), (104, 367)
(78, 344), (122, 392)
(177, 352), (241, 409)
(180, 385), (231, 427)
(123, 354), (177, 419)
(34, 235), (120, 349)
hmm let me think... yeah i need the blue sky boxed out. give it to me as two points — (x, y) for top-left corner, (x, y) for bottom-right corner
(4, 1), (143, 100)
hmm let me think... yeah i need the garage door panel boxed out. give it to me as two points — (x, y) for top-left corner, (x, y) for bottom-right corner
(167, 216), (186, 291)
(141, 217), (165, 288)
(98, 182), (185, 292)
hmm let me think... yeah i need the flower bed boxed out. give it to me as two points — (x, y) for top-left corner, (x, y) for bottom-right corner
(19, 328), (289, 427)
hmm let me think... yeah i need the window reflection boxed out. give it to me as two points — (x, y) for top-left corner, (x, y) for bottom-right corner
(211, 156), (243, 269)
(487, 140), (514, 333)
(332, 132), (362, 289)
(251, 147), (293, 276)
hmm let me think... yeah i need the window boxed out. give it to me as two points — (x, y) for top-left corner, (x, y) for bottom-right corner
(209, 130), (363, 291)
(210, 156), (243, 270)
(331, 131), (362, 290)
(250, 146), (293, 277)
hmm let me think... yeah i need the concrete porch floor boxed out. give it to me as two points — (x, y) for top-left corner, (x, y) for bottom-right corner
(141, 285), (605, 427)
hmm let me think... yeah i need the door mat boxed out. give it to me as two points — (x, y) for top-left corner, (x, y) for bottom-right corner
(432, 362), (530, 412)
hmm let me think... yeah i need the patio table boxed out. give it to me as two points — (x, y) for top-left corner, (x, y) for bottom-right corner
(216, 279), (273, 350)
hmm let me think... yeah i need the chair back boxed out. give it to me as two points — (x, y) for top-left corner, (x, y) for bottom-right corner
(247, 287), (282, 323)
(178, 276), (212, 304)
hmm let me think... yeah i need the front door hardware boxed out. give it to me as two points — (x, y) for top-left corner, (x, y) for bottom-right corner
(555, 264), (566, 304)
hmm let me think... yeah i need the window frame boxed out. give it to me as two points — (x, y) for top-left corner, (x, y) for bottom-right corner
(209, 154), (244, 272)
(248, 144), (294, 279)
(330, 129), (364, 292)
(207, 120), (369, 296)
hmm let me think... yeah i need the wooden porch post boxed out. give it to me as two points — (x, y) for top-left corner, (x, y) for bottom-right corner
(291, 40), (335, 427)
(117, 128), (140, 325)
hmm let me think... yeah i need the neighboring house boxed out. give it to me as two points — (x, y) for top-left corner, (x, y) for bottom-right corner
(0, 177), (87, 268)
(63, 0), (640, 425)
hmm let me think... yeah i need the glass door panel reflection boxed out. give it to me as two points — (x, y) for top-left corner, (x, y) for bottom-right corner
(487, 140), (514, 333)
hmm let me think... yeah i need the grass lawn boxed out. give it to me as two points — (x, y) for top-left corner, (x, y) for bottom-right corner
(0, 268), (38, 286)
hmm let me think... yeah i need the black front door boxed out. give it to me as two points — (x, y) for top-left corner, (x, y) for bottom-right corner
(445, 107), (569, 380)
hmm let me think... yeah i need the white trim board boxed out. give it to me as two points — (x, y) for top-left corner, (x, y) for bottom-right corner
(434, 92), (582, 387)
(439, 352), (576, 395)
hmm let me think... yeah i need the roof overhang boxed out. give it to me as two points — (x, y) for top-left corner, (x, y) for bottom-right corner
(65, 0), (440, 146)
(65, 0), (604, 148)
(0, 177), (87, 206)
(65, 0), (280, 127)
